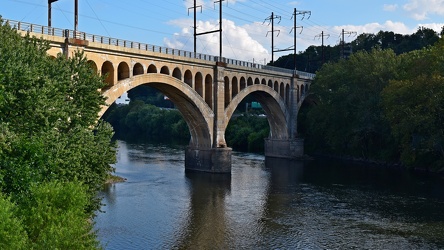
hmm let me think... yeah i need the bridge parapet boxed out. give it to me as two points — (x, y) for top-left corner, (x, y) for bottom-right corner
(4, 19), (315, 80)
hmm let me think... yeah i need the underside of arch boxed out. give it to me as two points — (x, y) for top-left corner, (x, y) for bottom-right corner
(224, 85), (289, 140)
(100, 74), (214, 148)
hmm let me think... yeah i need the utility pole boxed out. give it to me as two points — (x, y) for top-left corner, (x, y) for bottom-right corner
(188, 0), (202, 54)
(291, 8), (310, 70)
(264, 12), (281, 64)
(48, 0), (78, 36)
(48, 0), (59, 27)
(341, 29), (357, 58)
(189, 0), (225, 58)
(74, 0), (78, 37)
(315, 31), (329, 64)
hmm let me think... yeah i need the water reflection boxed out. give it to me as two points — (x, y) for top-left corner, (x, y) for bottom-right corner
(177, 172), (231, 249)
(95, 141), (444, 249)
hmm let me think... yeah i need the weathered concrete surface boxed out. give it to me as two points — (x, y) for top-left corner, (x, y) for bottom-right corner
(264, 138), (305, 159)
(185, 147), (232, 174)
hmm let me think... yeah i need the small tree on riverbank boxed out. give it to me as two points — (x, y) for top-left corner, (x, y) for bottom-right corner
(0, 17), (116, 247)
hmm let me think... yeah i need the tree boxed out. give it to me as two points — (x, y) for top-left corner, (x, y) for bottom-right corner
(303, 48), (400, 160)
(381, 39), (444, 171)
(0, 16), (116, 247)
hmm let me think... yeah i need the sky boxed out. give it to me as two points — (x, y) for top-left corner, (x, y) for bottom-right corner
(2, 0), (444, 64)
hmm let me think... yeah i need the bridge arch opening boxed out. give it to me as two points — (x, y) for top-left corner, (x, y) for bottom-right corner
(254, 78), (260, 85)
(224, 76), (230, 108)
(133, 63), (144, 76)
(232, 76), (239, 98)
(101, 61), (114, 87)
(268, 80), (273, 88)
(280, 82), (285, 99)
(160, 66), (170, 75)
(285, 84), (290, 106)
(224, 88), (288, 153)
(87, 60), (98, 74)
(205, 74), (213, 109)
(184, 70), (192, 87)
(240, 77), (246, 91)
(148, 64), (157, 74)
(261, 79), (266, 85)
(118, 62), (130, 80)
(195, 72), (203, 98)
(101, 75), (214, 149)
(247, 77), (253, 86)
(274, 81), (279, 92)
(173, 67), (182, 80)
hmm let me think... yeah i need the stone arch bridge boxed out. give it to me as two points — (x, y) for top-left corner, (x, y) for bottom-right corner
(8, 20), (315, 174)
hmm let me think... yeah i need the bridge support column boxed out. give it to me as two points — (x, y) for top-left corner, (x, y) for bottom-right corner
(264, 138), (304, 159)
(185, 146), (232, 174)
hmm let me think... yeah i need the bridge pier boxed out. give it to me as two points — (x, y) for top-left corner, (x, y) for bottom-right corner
(185, 146), (232, 174)
(264, 138), (304, 159)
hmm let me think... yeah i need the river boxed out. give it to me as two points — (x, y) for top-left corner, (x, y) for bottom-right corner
(94, 140), (444, 249)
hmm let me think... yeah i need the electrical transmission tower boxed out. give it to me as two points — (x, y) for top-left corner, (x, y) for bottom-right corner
(341, 29), (357, 59)
(315, 31), (330, 64)
(264, 12), (281, 64)
(189, 0), (225, 58)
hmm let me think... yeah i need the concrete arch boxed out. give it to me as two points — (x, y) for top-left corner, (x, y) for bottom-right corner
(261, 78), (266, 85)
(101, 74), (214, 148)
(148, 64), (157, 73)
(133, 63), (144, 76)
(232, 76), (239, 98)
(205, 74), (213, 109)
(160, 66), (169, 75)
(240, 77), (246, 90)
(195, 72), (203, 98)
(268, 79), (273, 88)
(274, 81), (279, 92)
(247, 77), (253, 86)
(101, 61), (114, 87)
(224, 76), (230, 108)
(87, 60), (98, 74)
(224, 85), (289, 140)
(184, 70), (192, 87)
(254, 78), (260, 85)
(280, 82), (285, 99)
(117, 62), (130, 80)
(285, 84), (290, 106)
(173, 67), (182, 80)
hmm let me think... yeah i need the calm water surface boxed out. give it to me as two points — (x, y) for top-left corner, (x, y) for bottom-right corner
(94, 140), (444, 249)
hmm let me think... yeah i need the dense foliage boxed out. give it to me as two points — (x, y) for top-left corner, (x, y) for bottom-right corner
(0, 18), (116, 248)
(104, 100), (190, 143)
(273, 27), (442, 73)
(225, 114), (269, 152)
(302, 38), (444, 172)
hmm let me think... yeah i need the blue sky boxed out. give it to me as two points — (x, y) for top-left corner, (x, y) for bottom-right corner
(2, 0), (444, 63)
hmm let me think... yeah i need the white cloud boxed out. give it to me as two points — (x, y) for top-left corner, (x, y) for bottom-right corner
(383, 4), (398, 11)
(403, 0), (444, 20)
(164, 18), (271, 63)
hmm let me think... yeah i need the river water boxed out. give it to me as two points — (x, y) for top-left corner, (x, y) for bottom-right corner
(94, 140), (444, 249)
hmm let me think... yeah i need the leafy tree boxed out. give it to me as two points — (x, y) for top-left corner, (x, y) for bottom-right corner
(0, 16), (116, 248)
(381, 40), (444, 170)
(19, 181), (100, 249)
(0, 18), (116, 210)
(0, 194), (27, 249)
(303, 49), (400, 160)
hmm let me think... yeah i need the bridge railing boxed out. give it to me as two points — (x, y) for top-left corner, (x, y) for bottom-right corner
(4, 19), (315, 80)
